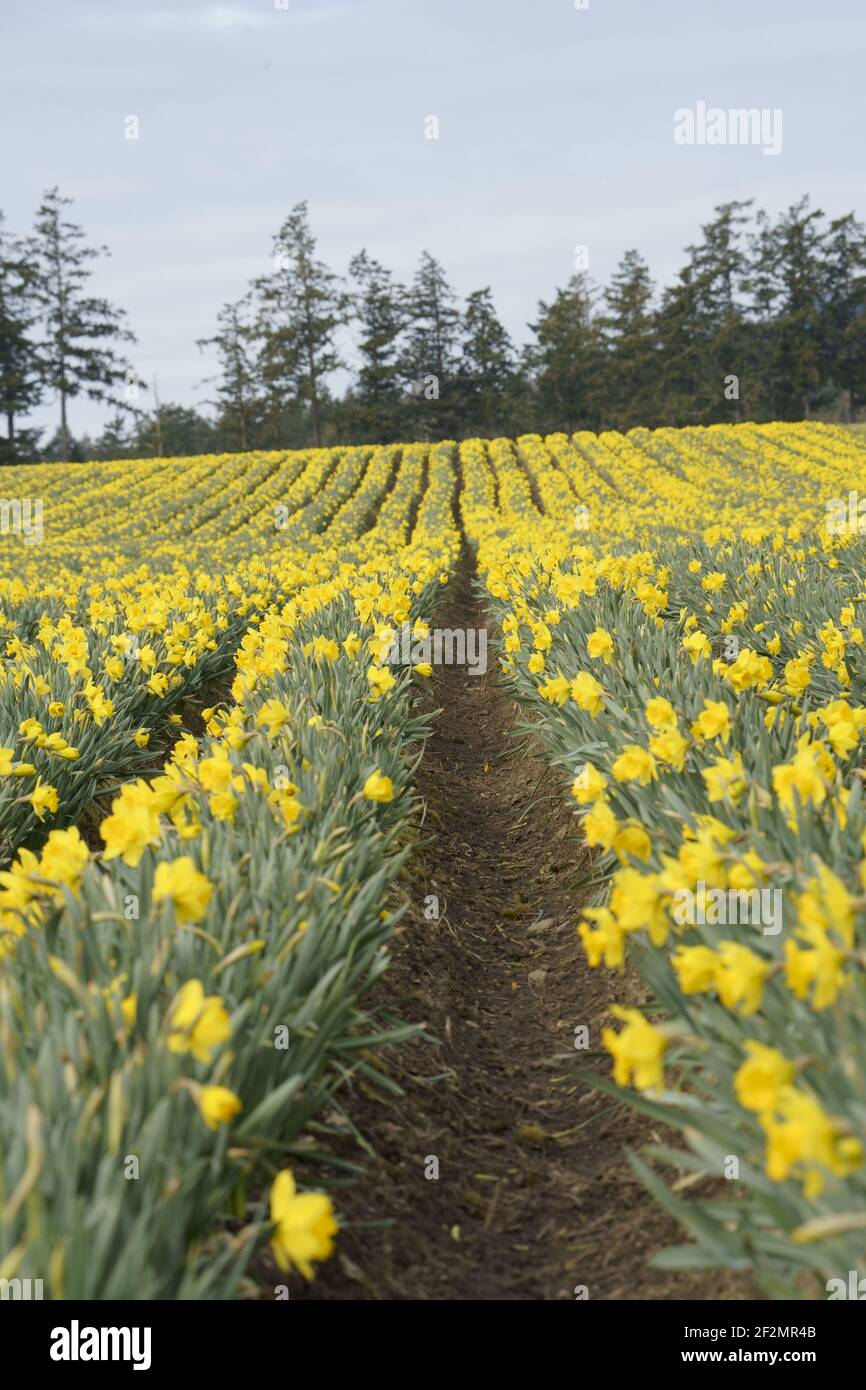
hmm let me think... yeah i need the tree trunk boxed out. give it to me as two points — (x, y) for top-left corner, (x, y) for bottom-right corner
(310, 390), (321, 447)
(307, 334), (320, 447)
(60, 392), (69, 462)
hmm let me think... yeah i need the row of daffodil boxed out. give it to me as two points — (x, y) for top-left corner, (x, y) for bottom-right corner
(0, 441), (459, 1297)
(0, 443), (444, 866)
(463, 424), (866, 1298)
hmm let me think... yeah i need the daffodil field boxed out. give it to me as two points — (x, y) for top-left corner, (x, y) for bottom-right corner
(466, 423), (866, 1298)
(2, 421), (866, 1299)
(0, 443), (459, 1295)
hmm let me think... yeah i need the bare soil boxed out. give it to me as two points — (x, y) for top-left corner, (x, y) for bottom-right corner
(277, 553), (752, 1302)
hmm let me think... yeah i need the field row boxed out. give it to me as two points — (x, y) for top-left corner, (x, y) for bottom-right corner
(465, 424), (866, 1296)
(1, 442), (458, 1296)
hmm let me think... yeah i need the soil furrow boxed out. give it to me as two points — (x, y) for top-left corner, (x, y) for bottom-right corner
(302, 552), (741, 1301)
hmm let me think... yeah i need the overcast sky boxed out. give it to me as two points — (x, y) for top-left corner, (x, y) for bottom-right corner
(3, 0), (863, 439)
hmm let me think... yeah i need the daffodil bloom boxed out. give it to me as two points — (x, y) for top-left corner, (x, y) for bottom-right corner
(256, 699), (292, 737)
(693, 699), (731, 742)
(586, 628), (614, 664)
(198, 749), (235, 793)
(612, 744), (657, 785)
(100, 781), (161, 867)
(649, 727), (688, 772)
(613, 823), (652, 864)
(199, 1085), (242, 1131)
(539, 674), (571, 705)
(672, 944), (719, 994)
(570, 671), (605, 715)
(578, 908), (626, 969)
(29, 779), (59, 820)
(153, 857), (213, 924)
(702, 752), (746, 804)
(367, 664), (397, 699)
(683, 630), (711, 664)
(165, 979), (231, 1064)
(363, 770), (393, 803)
(715, 942), (769, 1016)
(796, 862), (854, 948)
(570, 762), (607, 804)
(582, 798), (618, 851)
(645, 696), (677, 730)
(759, 1086), (863, 1194)
(734, 1042), (794, 1113)
(270, 1168), (338, 1279)
(39, 826), (89, 898)
(772, 742), (827, 816)
(602, 1005), (666, 1091)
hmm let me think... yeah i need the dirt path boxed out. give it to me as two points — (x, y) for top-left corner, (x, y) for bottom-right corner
(302, 553), (742, 1301)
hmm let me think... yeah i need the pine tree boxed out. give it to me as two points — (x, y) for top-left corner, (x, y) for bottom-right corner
(0, 211), (43, 464)
(685, 200), (753, 421)
(132, 403), (218, 458)
(401, 252), (462, 436)
(527, 274), (604, 433)
(31, 188), (135, 463)
(457, 287), (519, 437)
(600, 249), (657, 429)
(822, 213), (866, 421)
(197, 296), (260, 451)
(747, 198), (831, 419)
(347, 250), (407, 441)
(655, 266), (707, 425)
(93, 411), (134, 459)
(254, 202), (348, 448)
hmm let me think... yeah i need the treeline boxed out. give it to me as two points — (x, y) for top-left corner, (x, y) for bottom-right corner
(2, 193), (866, 464)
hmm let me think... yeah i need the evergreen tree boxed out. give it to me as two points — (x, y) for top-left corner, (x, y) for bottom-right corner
(347, 250), (407, 441)
(747, 198), (830, 419)
(600, 249), (657, 429)
(0, 211), (43, 463)
(31, 188), (136, 462)
(822, 213), (866, 420)
(131, 403), (219, 458)
(197, 296), (261, 451)
(655, 266), (708, 426)
(254, 202), (348, 448)
(457, 287), (519, 437)
(401, 251), (462, 436)
(685, 200), (753, 421)
(528, 274), (604, 433)
(92, 410), (134, 459)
